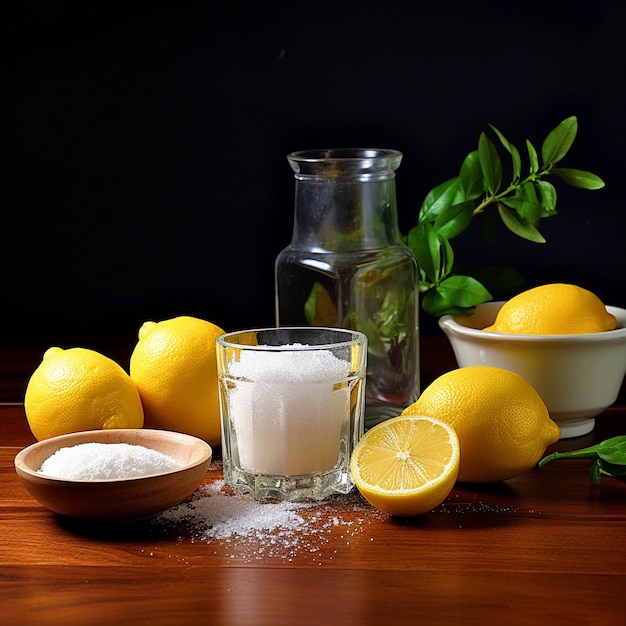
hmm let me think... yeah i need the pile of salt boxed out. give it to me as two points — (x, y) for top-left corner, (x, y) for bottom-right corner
(153, 478), (382, 562)
(158, 480), (309, 540)
(37, 442), (182, 480)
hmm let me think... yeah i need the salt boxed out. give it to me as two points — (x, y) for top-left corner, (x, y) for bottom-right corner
(158, 480), (309, 540)
(228, 343), (350, 382)
(153, 477), (382, 561)
(226, 346), (352, 476)
(37, 442), (182, 480)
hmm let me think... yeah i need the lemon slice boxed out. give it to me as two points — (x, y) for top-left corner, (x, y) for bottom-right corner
(350, 415), (460, 517)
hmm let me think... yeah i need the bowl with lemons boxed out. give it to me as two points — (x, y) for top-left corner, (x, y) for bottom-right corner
(438, 283), (626, 439)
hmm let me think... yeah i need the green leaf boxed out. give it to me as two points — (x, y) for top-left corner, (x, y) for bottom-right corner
(537, 436), (626, 484)
(599, 460), (626, 477)
(418, 178), (459, 224)
(541, 116), (578, 166)
(304, 284), (316, 325)
(535, 180), (558, 216)
(407, 224), (436, 283)
(497, 203), (546, 243)
(356, 316), (387, 359)
(423, 227), (445, 282)
(304, 282), (336, 326)
(591, 459), (602, 485)
(436, 275), (492, 308)
(459, 150), (484, 199)
(439, 235), (455, 279)
(408, 223), (455, 284)
(421, 287), (472, 318)
(375, 288), (410, 341)
(489, 123), (522, 181)
(538, 436), (626, 465)
(526, 139), (539, 175)
(478, 132), (503, 195)
(434, 200), (476, 240)
(595, 436), (626, 463)
(550, 168), (606, 190)
(500, 182), (544, 224)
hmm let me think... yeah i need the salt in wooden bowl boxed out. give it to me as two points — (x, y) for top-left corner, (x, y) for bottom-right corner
(14, 429), (212, 522)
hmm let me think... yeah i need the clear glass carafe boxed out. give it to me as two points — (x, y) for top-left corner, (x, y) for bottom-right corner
(275, 148), (419, 427)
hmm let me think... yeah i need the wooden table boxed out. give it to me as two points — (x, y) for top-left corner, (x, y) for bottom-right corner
(1, 337), (625, 625)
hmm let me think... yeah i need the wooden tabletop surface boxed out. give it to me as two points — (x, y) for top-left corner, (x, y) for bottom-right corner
(1, 336), (625, 625)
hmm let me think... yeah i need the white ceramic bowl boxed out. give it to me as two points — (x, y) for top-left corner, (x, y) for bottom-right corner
(14, 429), (212, 522)
(439, 302), (626, 439)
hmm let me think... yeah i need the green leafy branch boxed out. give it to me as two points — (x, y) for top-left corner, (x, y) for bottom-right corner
(537, 436), (626, 485)
(406, 116), (605, 318)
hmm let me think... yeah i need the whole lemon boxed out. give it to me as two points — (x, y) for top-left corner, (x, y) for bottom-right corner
(401, 366), (560, 482)
(24, 347), (144, 441)
(484, 283), (617, 335)
(129, 316), (225, 446)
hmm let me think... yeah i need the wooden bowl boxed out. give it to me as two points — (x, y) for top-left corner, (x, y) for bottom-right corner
(14, 429), (212, 522)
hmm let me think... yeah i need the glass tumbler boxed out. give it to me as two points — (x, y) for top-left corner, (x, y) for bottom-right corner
(217, 327), (367, 501)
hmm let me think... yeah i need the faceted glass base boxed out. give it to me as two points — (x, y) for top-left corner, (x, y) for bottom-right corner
(223, 461), (354, 502)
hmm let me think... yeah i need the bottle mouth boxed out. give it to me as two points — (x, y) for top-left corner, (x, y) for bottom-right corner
(288, 148), (402, 180)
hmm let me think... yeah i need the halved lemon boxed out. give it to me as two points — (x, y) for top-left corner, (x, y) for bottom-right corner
(350, 415), (460, 517)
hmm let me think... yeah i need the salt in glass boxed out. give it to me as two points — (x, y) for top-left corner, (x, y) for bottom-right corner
(217, 327), (367, 501)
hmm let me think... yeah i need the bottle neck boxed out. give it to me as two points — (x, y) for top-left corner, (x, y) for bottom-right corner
(288, 149), (403, 251)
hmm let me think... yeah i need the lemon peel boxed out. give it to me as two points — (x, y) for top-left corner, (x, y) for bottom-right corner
(402, 366), (560, 482)
(24, 347), (144, 441)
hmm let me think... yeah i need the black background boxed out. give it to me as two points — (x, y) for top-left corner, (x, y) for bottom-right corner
(2, 1), (625, 344)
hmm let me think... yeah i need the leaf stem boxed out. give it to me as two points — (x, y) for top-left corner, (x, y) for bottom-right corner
(537, 446), (599, 468)
(472, 196), (496, 215)
(473, 167), (553, 216)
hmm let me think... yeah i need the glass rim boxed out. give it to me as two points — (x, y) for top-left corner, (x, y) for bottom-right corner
(217, 326), (368, 350)
(287, 148), (402, 180)
(288, 148), (402, 162)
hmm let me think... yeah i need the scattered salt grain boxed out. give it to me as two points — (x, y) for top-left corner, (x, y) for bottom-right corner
(37, 442), (182, 480)
(156, 480), (309, 540)
(153, 477), (382, 561)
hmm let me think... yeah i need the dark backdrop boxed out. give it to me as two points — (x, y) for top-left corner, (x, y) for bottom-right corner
(2, 1), (625, 343)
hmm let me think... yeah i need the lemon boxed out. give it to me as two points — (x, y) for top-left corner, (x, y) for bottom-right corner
(350, 415), (460, 517)
(24, 347), (144, 441)
(484, 283), (617, 335)
(402, 366), (560, 482)
(129, 316), (225, 446)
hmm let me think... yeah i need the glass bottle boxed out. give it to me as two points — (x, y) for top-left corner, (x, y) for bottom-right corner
(275, 148), (419, 427)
